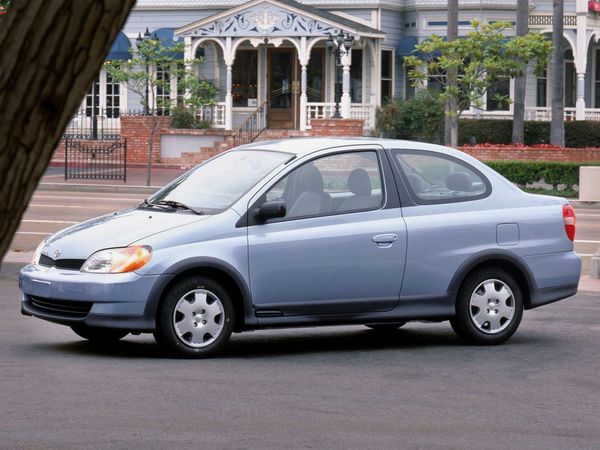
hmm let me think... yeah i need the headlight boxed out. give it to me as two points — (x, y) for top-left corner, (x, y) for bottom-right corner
(32, 241), (46, 265)
(81, 245), (152, 273)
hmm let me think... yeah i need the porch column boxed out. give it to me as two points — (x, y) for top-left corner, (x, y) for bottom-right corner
(299, 37), (309, 131)
(224, 37), (234, 131)
(576, 0), (587, 120)
(183, 36), (193, 101)
(340, 48), (352, 118)
(300, 65), (308, 131)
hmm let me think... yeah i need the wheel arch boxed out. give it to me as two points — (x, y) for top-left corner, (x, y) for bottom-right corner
(447, 251), (537, 310)
(144, 258), (255, 332)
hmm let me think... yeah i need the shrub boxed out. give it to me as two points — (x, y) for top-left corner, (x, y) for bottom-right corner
(170, 106), (212, 130)
(459, 119), (600, 147)
(484, 160), (600, 191)
(375, 92), (444, 143)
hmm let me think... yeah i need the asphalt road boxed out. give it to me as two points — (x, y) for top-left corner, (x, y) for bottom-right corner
(7, 190), (600, 274)
(1, 262), (599, 449)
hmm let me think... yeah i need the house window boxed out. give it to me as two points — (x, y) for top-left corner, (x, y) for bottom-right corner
(156, 62), (171, 115)
(232, 50), (258, 107)
(307, 49), (324, 102)
(595, 49), (600, 107)
(106, 69), (120, 119)
(85, 76), (100, 117)
(537, 69), (547, 107)
(350, 49), (363, 103)
(381, 50), (394, 101)
(565, 49), (576, 108)
(486, 78), (510, 111)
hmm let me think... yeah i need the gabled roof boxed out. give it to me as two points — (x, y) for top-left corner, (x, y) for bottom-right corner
(175, 0), (384, 38)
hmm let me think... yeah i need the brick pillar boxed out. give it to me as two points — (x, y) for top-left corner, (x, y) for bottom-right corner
(120, 115), (172, 164)
(309, 118), (364, 137)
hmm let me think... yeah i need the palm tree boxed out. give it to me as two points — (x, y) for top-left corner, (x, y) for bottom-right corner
(511, 0), (528, 144)
(550, 0), (565, 147)
(445, 0), (459, 146)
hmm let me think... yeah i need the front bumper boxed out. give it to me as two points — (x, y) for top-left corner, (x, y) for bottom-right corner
(19, 264), (163, 331)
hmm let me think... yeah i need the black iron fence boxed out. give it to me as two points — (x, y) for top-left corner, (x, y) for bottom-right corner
(64, 138), (127, 182)
(64, 108), (121, 140)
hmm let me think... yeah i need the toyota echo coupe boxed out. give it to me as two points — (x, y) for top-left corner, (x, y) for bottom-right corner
(19, 138), (581, 357)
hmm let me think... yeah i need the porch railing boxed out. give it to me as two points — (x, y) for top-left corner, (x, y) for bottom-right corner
(63, 103), (228, 139)
(306, 102), (376, 130)
(197, 102), (226, 129)
(64, 108), (121, 140)
(233, 101), (268, 147)
(462, 107), (600, 122)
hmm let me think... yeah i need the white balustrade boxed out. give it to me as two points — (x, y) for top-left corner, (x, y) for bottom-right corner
(306, 102), (375, 130)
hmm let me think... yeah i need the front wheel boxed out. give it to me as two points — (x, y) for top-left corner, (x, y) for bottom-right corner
(71, 325), (128, 343)
(450, 268), (524, 345)
(154, 276), (234, 358)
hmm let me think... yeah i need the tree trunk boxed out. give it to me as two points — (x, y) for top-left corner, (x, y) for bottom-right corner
(512, 0), (529, 144)
(445, 0), (459, 147)
(550, 0), (565, 147)
(0, 0), (135, 261)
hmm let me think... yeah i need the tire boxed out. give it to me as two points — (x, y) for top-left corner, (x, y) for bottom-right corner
(450, 267), (524, 345)
(153, 275), (234, 358)
(365, 322), (406, 331)
(71, 324), (128, 343)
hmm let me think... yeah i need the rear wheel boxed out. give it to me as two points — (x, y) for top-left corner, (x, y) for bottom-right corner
(365, 322), (406, 331)
(71, 325), (128, 343)
(450, 268), (523, 345)
(154, 276), (234, 358)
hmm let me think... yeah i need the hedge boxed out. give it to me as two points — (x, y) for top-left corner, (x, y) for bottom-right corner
(459, 119), (600, 148)
(484, 160), (600, 190)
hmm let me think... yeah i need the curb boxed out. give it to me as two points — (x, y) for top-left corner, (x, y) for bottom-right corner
(37, 182), (159, 195)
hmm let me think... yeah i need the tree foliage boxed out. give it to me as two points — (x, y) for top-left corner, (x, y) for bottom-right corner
(105, 38), (217, 118)
(404, 21), (552, 121)
(105, 38), (217, 184)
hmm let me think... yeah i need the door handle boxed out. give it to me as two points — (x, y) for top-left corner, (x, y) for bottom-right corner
(372, 234), (398, 247)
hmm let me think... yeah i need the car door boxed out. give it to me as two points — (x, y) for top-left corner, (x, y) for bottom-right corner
(246, 146), (407, 316)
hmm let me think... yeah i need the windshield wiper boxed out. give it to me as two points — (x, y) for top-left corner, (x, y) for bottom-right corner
(153, 200), (203, 215)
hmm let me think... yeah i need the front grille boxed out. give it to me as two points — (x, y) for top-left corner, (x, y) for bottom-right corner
(29, 296), (93, 318)
(39, 254), (85, 271)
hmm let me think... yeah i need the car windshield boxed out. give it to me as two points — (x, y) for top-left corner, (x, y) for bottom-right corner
(148, 150), (291, 213)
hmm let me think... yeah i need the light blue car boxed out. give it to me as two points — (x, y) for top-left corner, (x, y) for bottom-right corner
(19, 138), (581, 357)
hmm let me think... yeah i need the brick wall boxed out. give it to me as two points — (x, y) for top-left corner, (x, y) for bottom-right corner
(309, 119), (364, 137)
(460, 146), (600, 162)
(120, 115), (172, 164)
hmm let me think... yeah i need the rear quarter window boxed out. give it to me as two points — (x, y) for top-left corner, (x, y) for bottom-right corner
(392, 150), (491, 204)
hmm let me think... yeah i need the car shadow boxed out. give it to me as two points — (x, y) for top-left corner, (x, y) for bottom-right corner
(32, 325), (548, 360)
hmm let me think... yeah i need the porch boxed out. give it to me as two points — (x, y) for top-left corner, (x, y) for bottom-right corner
(175, 0), (384, 132)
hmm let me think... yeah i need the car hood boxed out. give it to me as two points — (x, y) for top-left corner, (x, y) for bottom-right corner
(41, 208), (210, 261)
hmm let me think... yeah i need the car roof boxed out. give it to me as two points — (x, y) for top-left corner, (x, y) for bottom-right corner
(234, 137), (459, 158)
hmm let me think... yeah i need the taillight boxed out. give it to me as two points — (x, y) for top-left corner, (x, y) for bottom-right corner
(562, 204), (576, 241)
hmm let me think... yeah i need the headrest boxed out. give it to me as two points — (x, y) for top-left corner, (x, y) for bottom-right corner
(297, 163), (324, 193)
(446, 172), (473, 192)
(347, 168), (372, 196)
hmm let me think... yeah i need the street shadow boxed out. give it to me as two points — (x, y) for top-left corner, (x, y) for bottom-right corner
(32, 324), (549, 360)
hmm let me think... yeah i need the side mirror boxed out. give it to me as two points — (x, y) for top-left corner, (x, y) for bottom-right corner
(255, 200), (287, 221)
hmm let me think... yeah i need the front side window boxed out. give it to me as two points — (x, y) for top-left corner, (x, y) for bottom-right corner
(264, 151), (384, 219)
(150, 150), (290, 213)
(394, 151), (489, 203)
